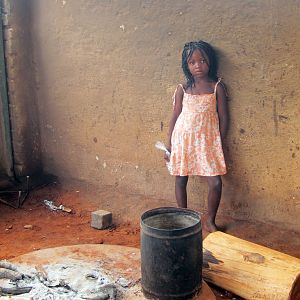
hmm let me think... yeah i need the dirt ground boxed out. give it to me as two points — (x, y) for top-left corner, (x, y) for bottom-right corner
(0, 181), (299, 299)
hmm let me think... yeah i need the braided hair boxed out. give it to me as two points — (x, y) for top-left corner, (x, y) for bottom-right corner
(182, 40), (218, 88)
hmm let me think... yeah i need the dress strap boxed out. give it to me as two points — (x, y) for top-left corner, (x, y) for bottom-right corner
(214, 78), (222, 94)
(172, 84), (185, 108)
(178, 84), (185, 93)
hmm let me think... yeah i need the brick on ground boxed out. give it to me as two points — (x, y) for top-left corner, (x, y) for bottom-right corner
(91, 210), (112, 229)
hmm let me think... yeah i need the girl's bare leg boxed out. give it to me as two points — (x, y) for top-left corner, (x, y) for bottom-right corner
(175, 176), (188, 208)
(206, 176), (222, 232)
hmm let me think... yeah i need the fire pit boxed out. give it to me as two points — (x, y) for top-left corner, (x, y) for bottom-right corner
(0, 244), (215, 299)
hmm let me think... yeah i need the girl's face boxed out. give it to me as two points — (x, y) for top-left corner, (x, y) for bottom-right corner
(187, 49), (209, 79)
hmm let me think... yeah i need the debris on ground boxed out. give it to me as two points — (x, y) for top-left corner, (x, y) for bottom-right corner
(43, 200), (72, 213)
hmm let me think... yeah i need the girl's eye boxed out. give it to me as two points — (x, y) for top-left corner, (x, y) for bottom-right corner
(188, 60), (206, 65)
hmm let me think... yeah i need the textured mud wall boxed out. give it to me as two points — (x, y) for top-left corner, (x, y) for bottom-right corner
(23, 0), (299, 229)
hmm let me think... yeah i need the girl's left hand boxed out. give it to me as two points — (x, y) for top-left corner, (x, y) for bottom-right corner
(164, 150), (171, 162)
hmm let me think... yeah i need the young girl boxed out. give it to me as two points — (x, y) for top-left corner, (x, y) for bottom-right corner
(165, 40), (229, 232)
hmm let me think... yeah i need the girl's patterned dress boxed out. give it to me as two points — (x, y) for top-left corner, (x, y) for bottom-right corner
(169, 80), (227, 176)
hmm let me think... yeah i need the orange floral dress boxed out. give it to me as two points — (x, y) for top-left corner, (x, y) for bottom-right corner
(169, 81), (227, 176)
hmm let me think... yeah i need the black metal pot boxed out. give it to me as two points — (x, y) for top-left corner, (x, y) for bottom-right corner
(141, 207), (202, 299)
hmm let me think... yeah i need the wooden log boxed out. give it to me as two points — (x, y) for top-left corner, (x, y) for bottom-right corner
(0, 261), (18, 271)
(0, 286), (32, 296)
(0, 268), (22, 280)
(203, 231), (300, 300)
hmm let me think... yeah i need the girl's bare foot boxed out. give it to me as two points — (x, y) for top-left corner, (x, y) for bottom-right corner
(205, 219), (219, 233)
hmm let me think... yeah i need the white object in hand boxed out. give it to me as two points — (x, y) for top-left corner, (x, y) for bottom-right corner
(155, 141), (170, 157)
(155, 141), (171, 173)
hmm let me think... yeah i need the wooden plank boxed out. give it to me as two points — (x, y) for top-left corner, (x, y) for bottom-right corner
(203, 231), (300, 300)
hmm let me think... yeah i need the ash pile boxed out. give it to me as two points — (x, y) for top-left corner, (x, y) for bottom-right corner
(0, 259), (133, 299)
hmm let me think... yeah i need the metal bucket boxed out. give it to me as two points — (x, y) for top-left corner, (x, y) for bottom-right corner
(141, 207), (202, 299)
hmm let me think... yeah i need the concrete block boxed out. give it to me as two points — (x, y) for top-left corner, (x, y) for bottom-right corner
(91, 210), (112, 229)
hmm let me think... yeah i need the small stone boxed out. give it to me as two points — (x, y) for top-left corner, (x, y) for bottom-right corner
(100, 284), (117, 299)
(117, 277), (130, 287)
(24, 225), (33, 229)
(61, 206), (72, 213)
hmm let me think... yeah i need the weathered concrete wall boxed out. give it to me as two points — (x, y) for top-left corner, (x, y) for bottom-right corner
(0, 26), (13, 179)
(20, 0), (300, 229)
(2, 0), (42, 176)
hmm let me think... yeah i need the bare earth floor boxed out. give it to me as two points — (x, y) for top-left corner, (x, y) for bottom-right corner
(0, 181), (299, 299)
